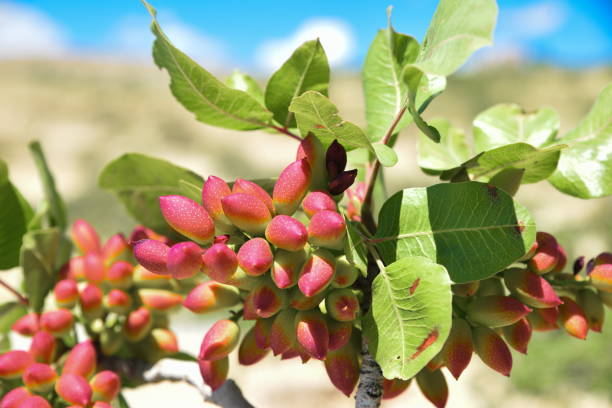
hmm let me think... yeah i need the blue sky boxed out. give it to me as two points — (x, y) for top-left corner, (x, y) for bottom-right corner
(1, 0), (610, 72)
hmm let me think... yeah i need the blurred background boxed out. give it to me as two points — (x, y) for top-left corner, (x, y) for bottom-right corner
(1, 0), (611, 407)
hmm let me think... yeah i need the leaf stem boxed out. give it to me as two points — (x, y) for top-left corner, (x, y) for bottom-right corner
(269, 125), (302, 141)
(0, 278), (29, 306)
(361, 105), (407, 225)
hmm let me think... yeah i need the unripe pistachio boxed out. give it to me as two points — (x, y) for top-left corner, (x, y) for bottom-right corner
(100, 329), (124, 356)
(202, 175), (234, 232)
(328, 319), (352, 351)
(251, 279), (285, 318)
(80, 284), (104, 320)
(280, 349), (300, 360)
(265, 215), (308, 252)
(167, 242), (203, 280)
(590, 252), (612, 293)
(295, 309), (329, 360)
(67, 255), (86, 281)
(289, 286), (327, 310)
(183, 281), (240, 313)
(472, 326), (513, 376)
(221, 193), (272, 234)
(104, 289), (132, 314)
(242, 292), (258, 321)
(504, 268), (562, 308)
(22, 363), (57, 393)
(476, 278), (505, 296)
(91, 402), (113, 408)
(83, 252), (106, 284)
(63, 340), (97, 378)
(106, 261), (133, 289)
(89, 370), (121, 402)
(269, 309), (297, 356)
(39, 309), (73, 337)
(325, 289), (359, 322)
(159, 195), (215, 244)
(528, 232), (560, 274)
(441, 318), (473, 380)
(599, 290), (612, 309)
(302, 191), (336, 218)
(138, 289), (183, 311)
(576, 290), (604, 332)
(307, 210), (346, 250)
(416, 368), (448, 408)
(129, 225), (170, 245)
(551, 244), (567, 273)
(29, 331), (56, 364)
(271, 249), (306, 289)
(331, 257), (359, 288)
(383, 378), (411, 400)
(237, 238), (273, 276)
(199, 319), (240, 361)
(324, 332), (360, 397)
(297, 133), (327, 191)
(233, 178), (274, 215)
(12, 313), (39, 337)
(202, 243), (238, 284)
(0, 350), (34, 379)
(558, 296), (589, 339)
(467, 295), (531, 327)
(133, 239), (170, 276)
(254, 318), (274, 349)
(198, 357), (228, 391)
(149, 328), (179, 358)
(55, 374), (92, 406)
(452, 281), (480, 297)
(0, 387), (31, 408)
(124, 307), (152, 342)
(54, 279), (79, 308)
(71, 219), (101, 255)
(132, 264), (171, 288)
(238, 326), (269, 366)
(527, 307), (560, 331)
(501, 317), (532, 354)
(19, 396), (51, 408)
(298, 249), (336, 297)
(101, 233), (129, 266)
(273, 159), (312, 216)
(518, 241), (538, 261)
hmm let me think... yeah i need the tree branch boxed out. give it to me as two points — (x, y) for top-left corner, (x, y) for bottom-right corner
(0, 278), (29, 305)
(269, 125), (302, 141)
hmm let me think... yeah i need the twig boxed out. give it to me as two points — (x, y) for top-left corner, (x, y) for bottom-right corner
(212, 380), (255, 408)
(269, 125), (302, 141)
(143, 364), (210, 402)
(0, 278), (29, 305)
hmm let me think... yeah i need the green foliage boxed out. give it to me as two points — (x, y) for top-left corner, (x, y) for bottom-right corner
(20, 228), (60, 312)
(548, 83), (612, 198)
(225, 70), (264, 104)
(144, 1), (273, 130)
(99, 153), (203, 237)
(473, 104), (560, 152)
(343, 218), (368, 276)
(265, 39), (329, 128)
(0, 160), (32, 270)
(374, 182), (536, 283)
(363, 256), (452, 380)
(417, 118), (470, 173)
(0, 302), (27, 333)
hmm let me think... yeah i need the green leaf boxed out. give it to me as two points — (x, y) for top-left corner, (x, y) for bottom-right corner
(362, 17), (419, 142)
(289, 91), (372, 151)
(412, 0), (497, 76)
(143, 1), (272, 130)
(29, 141), (67, 231)
(548, 83), (612, 198)
(372, 144), (398, 167)
(417, 118), (470, 173)
(473, 104), (560, 152)
(374, 182), (536, 283)
(0, 302), (27, 333)
(468, 143), (565, 184)
(265, 39), (330, 128)
(343, 218), (368, 276)
(20, 228), (60, 312)
(488, 168), (524, 197)
(225, 70), (264, 104)
(363, 256), (452, 380)
(167, 351), (198, 362)
(0, 164), (31, 270)
(99, 153), (203, 237)
(118, 393), (131, 408)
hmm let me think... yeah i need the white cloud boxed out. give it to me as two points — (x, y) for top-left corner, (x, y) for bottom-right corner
(113, 14), (228, 72)
(256, 18), (355, 73)
(0, 1), (67, 59)
(504, 1), (567, 38)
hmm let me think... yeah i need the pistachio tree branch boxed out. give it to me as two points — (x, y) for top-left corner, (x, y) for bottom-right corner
(269, 125), (302, 141)
(0, 278), (29, 305)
